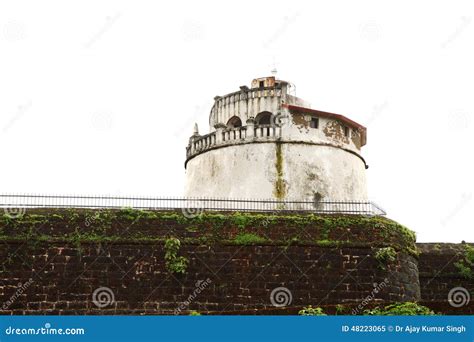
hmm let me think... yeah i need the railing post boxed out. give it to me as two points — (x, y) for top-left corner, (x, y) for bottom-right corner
(246, 117), (255, 138)
(214, 123), (226, 144)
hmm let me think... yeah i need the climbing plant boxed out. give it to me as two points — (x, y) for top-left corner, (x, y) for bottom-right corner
(374, 247), (397, 270)
(165, 237), (189, 274)
(454, 244), (474, 280)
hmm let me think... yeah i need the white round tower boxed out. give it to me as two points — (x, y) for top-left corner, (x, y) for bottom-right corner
(184, 76), (368, 201)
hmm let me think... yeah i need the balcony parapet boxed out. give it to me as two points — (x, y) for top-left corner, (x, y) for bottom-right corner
(186, 124), (281, 160)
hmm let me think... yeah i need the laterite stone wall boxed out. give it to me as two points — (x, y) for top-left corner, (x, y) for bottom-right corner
(0, 209), (423, 315)
(417, 243), (474, 314)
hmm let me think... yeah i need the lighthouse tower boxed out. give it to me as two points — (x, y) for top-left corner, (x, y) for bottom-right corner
(184, 76), (368, 201)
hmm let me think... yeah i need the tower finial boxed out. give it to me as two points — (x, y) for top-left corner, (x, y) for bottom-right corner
(271, 56), (277, 76)
(193, 123), (199, 135)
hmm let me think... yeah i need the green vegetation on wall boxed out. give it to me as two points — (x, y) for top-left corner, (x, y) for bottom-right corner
(363, 302), (434, 316)
(0, 209), (417, 257)
(298, 306), (327, 316)
(164, 237), (189, 274)
(298, 302), (434, 316)
(375, 247), (397, 269)
(454, 244), (474, 280)
(232, 233), (267, 245)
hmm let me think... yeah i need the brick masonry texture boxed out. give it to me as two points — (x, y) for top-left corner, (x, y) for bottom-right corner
(0, 209), (471, 315)
(417, 243), (474, 314)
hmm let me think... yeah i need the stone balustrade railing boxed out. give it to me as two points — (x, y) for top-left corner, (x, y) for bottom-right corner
(213, 86), (284, 109)
(186, 124), (280, 159)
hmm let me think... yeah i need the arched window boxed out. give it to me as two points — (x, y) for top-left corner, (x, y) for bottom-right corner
(255, 111), (273, 125)
(226, 116), (242, 128)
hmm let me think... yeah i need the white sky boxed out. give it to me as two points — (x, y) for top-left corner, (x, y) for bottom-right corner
(1, 1), (473, 242)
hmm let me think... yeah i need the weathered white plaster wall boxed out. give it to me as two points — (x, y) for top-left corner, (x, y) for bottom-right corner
(281, 143), (367, 200)
(185, 144), (276, 199)
(186, 77), (368, 201)
(185, 142), (367, 201)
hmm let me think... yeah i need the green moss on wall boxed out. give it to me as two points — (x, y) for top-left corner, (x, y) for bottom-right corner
(232, 233), (268, 245)
(0, 209), (417, 256)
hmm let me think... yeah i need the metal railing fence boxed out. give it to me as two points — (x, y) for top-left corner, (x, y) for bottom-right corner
(0, 194), (386, 216)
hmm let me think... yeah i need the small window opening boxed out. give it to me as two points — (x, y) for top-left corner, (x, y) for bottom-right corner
(259, 81), (265, 89)
(310, 117), (319, 129)
(255, 112), (272, 125)
(227, 116), (242, 128)
(344, 126), (350, 137)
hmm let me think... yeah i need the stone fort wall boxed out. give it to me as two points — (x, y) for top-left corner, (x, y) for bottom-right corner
(0, 209), (471, 315)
